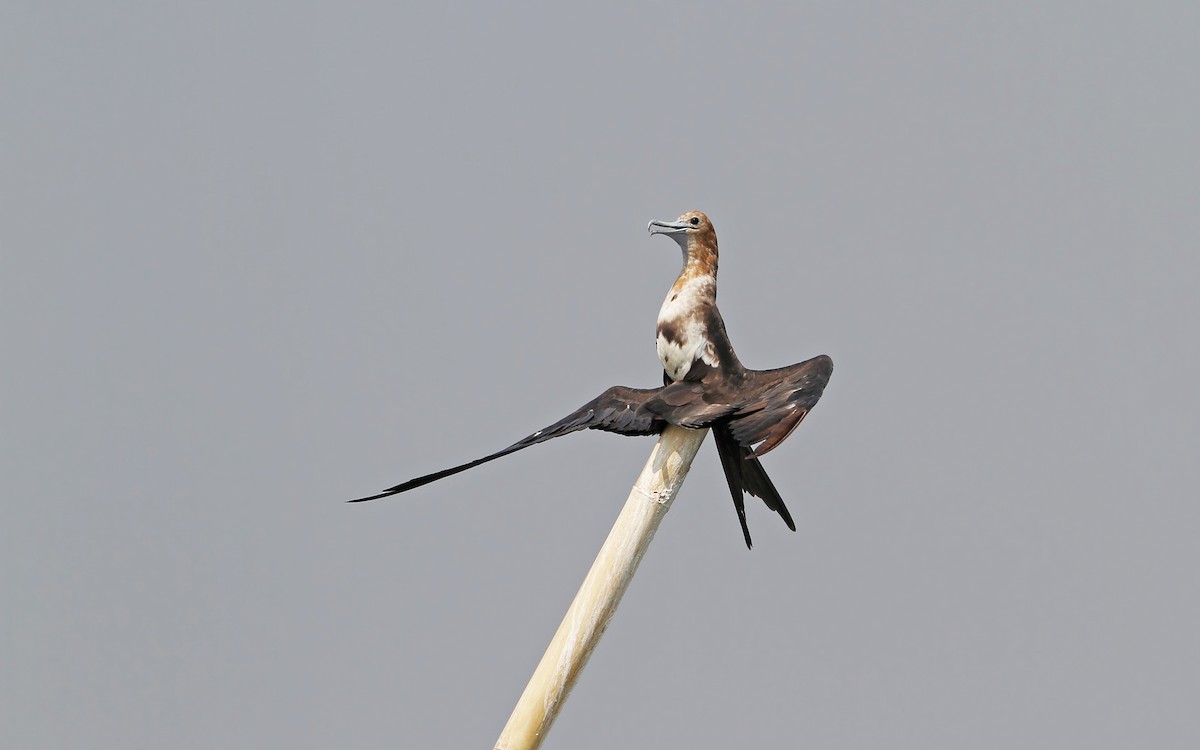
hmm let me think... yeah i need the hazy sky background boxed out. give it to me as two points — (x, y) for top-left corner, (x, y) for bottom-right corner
(4, 3), (1198, 748)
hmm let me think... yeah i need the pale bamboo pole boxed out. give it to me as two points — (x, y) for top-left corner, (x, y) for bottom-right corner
(494, 424), (709, 750)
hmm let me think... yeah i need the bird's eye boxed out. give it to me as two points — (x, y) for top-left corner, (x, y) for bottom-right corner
(690, 217), (700, 225)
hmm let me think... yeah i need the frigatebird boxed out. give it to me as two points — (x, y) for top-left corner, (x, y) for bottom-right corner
(352, 211), (833, 548)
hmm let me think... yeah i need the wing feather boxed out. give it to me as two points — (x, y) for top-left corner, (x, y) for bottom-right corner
(350, 385), (665, 502)
(728, 355), (833, 455)
(640, 381), (738, 428)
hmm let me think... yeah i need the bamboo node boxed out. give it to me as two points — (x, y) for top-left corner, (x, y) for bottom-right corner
(633, 485), (669, 504)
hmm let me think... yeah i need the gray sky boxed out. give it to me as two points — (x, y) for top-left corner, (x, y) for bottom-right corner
(4, 3), (1198, 748)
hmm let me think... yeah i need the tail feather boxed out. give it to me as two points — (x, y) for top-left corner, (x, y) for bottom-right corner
(738, 449), (795, 531)
(713, 424), (753, 548)
(713, 424), (796, 548)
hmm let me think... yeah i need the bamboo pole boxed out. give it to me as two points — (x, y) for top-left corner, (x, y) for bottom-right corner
(494, 424), (709, 750)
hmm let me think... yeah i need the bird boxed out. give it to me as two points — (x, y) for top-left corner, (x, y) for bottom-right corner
(351, 211), (833, 548)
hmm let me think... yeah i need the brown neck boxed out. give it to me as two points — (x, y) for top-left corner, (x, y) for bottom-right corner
(683, 234), (718, 279)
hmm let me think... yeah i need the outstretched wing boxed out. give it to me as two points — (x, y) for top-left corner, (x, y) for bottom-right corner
(350, 385), (665, 503)
(728, 355), (833, 456)
(639, 361), (741, 428)
(713, 424), (796, 549)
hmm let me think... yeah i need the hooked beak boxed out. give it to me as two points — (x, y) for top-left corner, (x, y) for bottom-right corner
(647, 219), (691, 236)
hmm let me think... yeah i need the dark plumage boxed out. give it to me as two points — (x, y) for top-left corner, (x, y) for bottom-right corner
(352, 210), (833, 548)
(349, 386), (665, 503)
(643, 210), (832, 547)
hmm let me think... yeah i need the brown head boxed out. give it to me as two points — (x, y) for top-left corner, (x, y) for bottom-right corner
(647, 210), (719, 275)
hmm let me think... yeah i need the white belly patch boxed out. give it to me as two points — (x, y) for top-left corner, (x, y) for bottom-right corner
(656, 278), (718, 381)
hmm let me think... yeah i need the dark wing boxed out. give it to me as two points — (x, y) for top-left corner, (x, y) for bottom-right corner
(713, 423), (796, 549)
(728, 355), (833, 456)
(639, 370), (740, 428)
(350, 385), (665, 503)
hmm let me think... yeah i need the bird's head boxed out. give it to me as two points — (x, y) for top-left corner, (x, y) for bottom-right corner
(648, 210), (719, 268)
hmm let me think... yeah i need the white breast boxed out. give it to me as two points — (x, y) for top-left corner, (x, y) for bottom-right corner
(656, 276), (718, 381)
